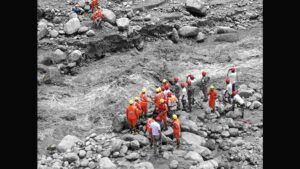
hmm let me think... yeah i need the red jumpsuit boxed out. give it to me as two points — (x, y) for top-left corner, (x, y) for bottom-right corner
(158, 103), (168, 129)
(208, 90), (218, 110)
(172, 119), (181, 140)
(134, 101), (142, 117)
(91, 0), (99, 10)
(140, 93), (148, 115)
(126, 105), (139, 128)
(154, 92), (163, 113)
(92, 9), (104, 21)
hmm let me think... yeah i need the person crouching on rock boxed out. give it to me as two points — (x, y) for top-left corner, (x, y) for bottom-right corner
(72, 4), (84, 15)
(92, 6), (104, 27)
(126, 100), (139, 135)
(150, 116), (162, 155)
(144, 116), (155, 148)
(208, 85), (218, 113)
(172, 114), (181, 149)
(232, 91), (246, 118)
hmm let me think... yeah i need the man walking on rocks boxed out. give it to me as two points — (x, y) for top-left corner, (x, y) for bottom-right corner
(180, 83), (188, 111)
(150, 116), (162, 155)
(172, 114), (181, 149)
(126, 100), (139, 134)
(223, 79), (232, 104)
(199, 72), (210, 102)
(145, 117), (155, 148)
(187, 81), (195, 112)
(227, 68), (238, 92)
(173, 77), (181, 110)
(232, 91), (246, 118)
(140, 89), (152, 118)
(208, 85), (218, 113)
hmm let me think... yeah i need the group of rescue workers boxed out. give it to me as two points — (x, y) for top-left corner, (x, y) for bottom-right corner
(126, 68), (246, 154)
(72, 0), (105, 27)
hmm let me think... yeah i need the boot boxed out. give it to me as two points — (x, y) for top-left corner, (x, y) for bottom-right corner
(176, 140), (180, 149)
(129, 127), (133, 134)
(133, 127), (139, 135)
(165, 124), (168, 131)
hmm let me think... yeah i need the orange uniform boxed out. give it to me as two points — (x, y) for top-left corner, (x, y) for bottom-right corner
(92, 9), (104, 21)
(158, 103), (168, 129)
(134, 101), (142, 117)
(154, 92), (163, 110)
(172, 119), (181, 140)
(140, 93), (148, 115)
(208, 90), (218, 110)
(91, 0), (99, 10)
(145, 118), (155, 135)
(126, 105), (139, 127)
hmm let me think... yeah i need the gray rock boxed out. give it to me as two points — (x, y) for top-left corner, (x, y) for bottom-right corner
(130, 140), (140, 150)
(64, 18), (81, 35)
(101, 149), (111, 157)
(173, 150), (187, 157)
(38, 28), (49, 40)
(221, 131), (230, 137)
(116, 18), (130, 30)
(57, 135), (81, 153)
(196, 32), (206, 42)
(53, 16), (62, 24)
(163, 127), (173, 137)
(112, 114), (128, 132)
(84, 5), (91, 11)
(226, 109), (242, 119)
(69, 12), (78, 19)
(171, 28), (180, 43)
(121, 134), (149, 146)
(58, 30), (65, 35)
(225, 118), (235, 127)
(238, 89), (254, 98)
(178, 26), (199, 37)
(79, 150), (86, 158)
(170, 160), (179, 169)
(250, 101), (262, 109)
(192, 159), (218, 169)
(38, 19), (48, 29)
(88, 161), (96, 169)
(163, 151), (170, 159)
(125, 152), (140, 161)
(63, 152), (79, 162)
(52, 49), (66, 64)
(253, 93), (262, 101)
(67, 62), (76, 68)
(131, 162), (154, 169)
(216, 26), (237, 34)
(112, 152), (120, 158)
(111, 139), (123, 152)
(184, 151), (204, 162)
(86, 30), (95, 36)
(99, 157), (116, 169)
(38, 54), (52, 66)
(68, 50), (82, 62)
(119, 145), (128, 155)
(181, 132), (206, 146)
(50, 30), (59, 38)
(185, 0), (207, 16)
(229, 128), (239, 137)
(81, 158), (89, 167)
(205, 139), (216, 150)
(102, 9), (116, 24)
(189, 144), (212, 159)
(78, 26), (89, 33)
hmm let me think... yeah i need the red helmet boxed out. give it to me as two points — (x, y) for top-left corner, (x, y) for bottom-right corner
(165, 100), (168, 104)
(165, 84), (170, 89)
(226, 79), (230, 83)
(167, 92), (172, 97)
(156, 116), (161, 121)
(232, 91), (237, 95)
(174, 77), (179, 82)
(190, 75), (194, 79)
(231, 68), (235, 72)
(202, 72), (206, 76)
(161, 86), (165, 91)
(187, 81), (192, 85)
(181, 83), (185, 88)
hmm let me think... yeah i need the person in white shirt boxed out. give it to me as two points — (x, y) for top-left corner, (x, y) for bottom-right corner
(150, 115), (162, 155)
(227, 68), (238, 92)
(232, 91), (245, 118)
(164, 85), (171, 99)
(223, 79), (232, 103)
(179, 83), (188, 111)
(186, 74), (196, 84)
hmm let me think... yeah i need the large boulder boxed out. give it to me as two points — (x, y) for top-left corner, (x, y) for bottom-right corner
(184, 151), (204, 162)
(190, 159), (218, 169)
(52, 49), (67, 64)
(171, 28), (180, 43)
(38, 28), (48, 40)
(125, 152), (140, 161)
(250, 101), (262, 109)
(216, 26), (237, 34)
(130, 140), (140, 150)
(226, 109), (242, 119)
(64, 18), (81, 35)
(196, 32), (206, 42)
(170, 160), (179, 169)
(238, 89), (254, 98)
(112, 114), (128, 132)
(173, 150), (187, 157)
(49, 30), (59, 38)
(78, 26), (89, 34)
(63, 152), (79, 162)
(38, 54), (52, 66)
(116, 18), (130, 31)
(121, 134), (149, 146)
(189, 145), (212, 159)
(68, 50), (82, 62)
(102, 9), (116, 25)
(131, 162), (154, 169)
(178, 26), (199, 37)
(57, 135), (81, 153)
(163, 127), (173, 137)
(99, 157), (116, 169)
(181, 132), (206, 146)
(181, 120), (199, 134)
(185, 0), (207, 16)
(111, 139), (123, 152)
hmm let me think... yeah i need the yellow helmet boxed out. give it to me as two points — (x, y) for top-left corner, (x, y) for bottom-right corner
(210, 85), (214, 89)
(129, 100), (134, 104)
(97, 5), (101, 9)
(134, 97), (139, 101)
(155, 88), (160, 92)
(162, 79), (167, 83)
(158, 87), (162, 92)
(173, 114), (177, 119)
(141, 89), (146, 93)
(160, 99), (165, 103)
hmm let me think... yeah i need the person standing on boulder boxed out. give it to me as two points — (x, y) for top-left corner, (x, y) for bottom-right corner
(207, 85), (218, 113)
(223, 79), (232, 103)
(144, 116), (155, 148)
(199, 72), (210, 102)
(140, 89), (152, 119)
(232, 91), (245, 118)
(173, 77), (181, 110)
(150, 116), (162, 155)
(158, 99), (169, 130)
(227, 68), (238, 92)
(126, 100), (139, 134)
(167, 92), (178, 118)
(172, 114), (181, 149)
(186, 81), (195, 112)
(180, 83), (188, 111)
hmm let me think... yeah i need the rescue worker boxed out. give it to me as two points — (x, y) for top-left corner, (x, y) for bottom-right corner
(223, 79), (232, 104)
(167, 92), (178, 118)
(173, 77), (181, 110)
(207, 85), (218, 113)
(164, 85), (171, 100)
(186, 74), (196, 84)
(90, 0), (99, 12)
(140, 89), (152, 118)
(172, 114), (181, 149)
(162, 79), (169, 89)
(92, 6), (104, 27)
(232, 91), (245, 118)
(134, 97), (143, 118)
(144, 116), (155, 148)
(186, 80), (195, 112)
(227, 68), (238, 92)
(180, 83), (188, 111)
(150, 116), (162, 155)
(199, 71), (210, 102)
(161, 86), (166, 99)
(72, 4), (84, 15)
(126, 100), (139, 134)
(153, 88), (163, 116)
(158, 99), (168, 130)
